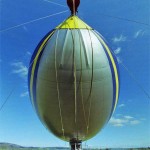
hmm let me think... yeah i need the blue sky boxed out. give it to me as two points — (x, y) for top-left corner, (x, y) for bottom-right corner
(0, 0), (150, 148)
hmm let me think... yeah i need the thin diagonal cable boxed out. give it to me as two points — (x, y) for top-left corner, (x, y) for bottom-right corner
(111, 51), (150, 100)
(0, 34), (53, 112)
(0, 88), (16, 112)
(0, 10), (68, 33)
(120, 62), (150, 99)
(78, 12), (149, 27)
(43, 0), (67, 8)
(94, 30), (150, 100)
(0, 52), (32, 112)
(99, 13), (150, 27)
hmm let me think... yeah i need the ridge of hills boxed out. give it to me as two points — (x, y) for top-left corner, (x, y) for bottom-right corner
(0, 143), (149, 150)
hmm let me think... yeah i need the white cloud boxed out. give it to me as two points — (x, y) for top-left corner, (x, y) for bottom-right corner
(118, 104), (125, 108)
(109, 115), (141, 127)
(109, 117), (128, 127)
(20, 91), (29, 97)
(114, 47), (121, 54)
(124, 116), (134, 120)
(130, 120), (140, 125)
(117, 56), (122, 64)
(134, 30), (145, 38)
(11, 62), (28, 78)
(113, 123), (124, 127)
(112, 35), (127, 43)
(26, 51), (31, 56)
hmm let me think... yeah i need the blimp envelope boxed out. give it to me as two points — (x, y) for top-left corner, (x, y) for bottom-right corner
(28, 15), (119, 142)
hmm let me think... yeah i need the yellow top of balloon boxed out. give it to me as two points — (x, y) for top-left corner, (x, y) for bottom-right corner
(56, 15), (92, 29)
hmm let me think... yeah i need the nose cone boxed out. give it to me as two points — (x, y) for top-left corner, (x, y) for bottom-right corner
(67, 0), (80, 15)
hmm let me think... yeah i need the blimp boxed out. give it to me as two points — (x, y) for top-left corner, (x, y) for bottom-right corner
(28, 0), (119, 149)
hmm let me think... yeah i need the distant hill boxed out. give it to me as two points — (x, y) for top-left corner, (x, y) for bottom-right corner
(0, 143), (149, 150)
(0, 143), (69, 150)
